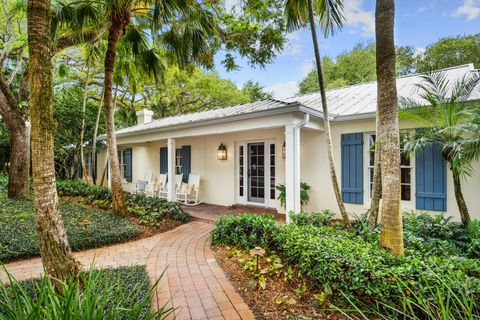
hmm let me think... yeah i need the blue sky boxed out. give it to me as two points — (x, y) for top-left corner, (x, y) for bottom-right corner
(214, 0), (480, 99)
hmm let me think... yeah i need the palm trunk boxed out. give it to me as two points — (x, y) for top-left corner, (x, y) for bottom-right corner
(452, 170), (471, 227)
(307, 0), (351, 229)
(376, 0), (404, 256)
(80, 53), (92, 183)
(103, 15), (129, 216)
(27, 0), (80, 284)
(368, 125), (382, 228)
(91, 95), (103, 185)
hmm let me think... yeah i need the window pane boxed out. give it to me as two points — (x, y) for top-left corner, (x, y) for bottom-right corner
(369, 168), (374, 183)
(401, 168), (411, 184)
(401, 152), (410, 166)
(401, 184), (411, 201)
(270, 189), (275, 199)
(258, 188), (264, 198)
(240, 186), (243, 197)
(270, 144), (275, 155)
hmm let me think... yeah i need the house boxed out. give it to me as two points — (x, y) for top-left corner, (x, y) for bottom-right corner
(97, 64), (480, 222)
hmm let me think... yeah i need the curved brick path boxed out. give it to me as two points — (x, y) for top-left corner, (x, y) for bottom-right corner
(147, 221), (254, 320)
(1, 221), (255, 320)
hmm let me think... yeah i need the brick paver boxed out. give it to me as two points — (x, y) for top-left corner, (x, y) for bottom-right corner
(1, 220), (255, 320)
(147, 221), (255, 320)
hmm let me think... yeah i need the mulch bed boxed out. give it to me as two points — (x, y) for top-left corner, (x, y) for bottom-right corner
(212, 246), (347, 320)
(127, 215), (183, 238)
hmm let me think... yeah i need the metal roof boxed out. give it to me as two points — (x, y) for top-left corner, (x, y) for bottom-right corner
(114, 64), (479, 137)
(286, 63), (480, 119)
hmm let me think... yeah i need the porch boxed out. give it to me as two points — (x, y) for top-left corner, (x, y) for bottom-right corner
(183, 203), (284, 222)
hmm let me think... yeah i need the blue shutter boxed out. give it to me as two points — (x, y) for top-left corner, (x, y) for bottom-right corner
(182, 145), (191, 182)
(341, 133), (364, 204)
(124, 148), (132, 182)
(415, 143), (446, 211)
(160, 147), (167, 174)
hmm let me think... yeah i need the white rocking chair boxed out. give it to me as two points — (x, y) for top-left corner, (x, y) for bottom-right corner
(176, 174), (202, 206)
(147, 173), (167, 197)
(158, 174), (183, 199)
(131, 172), (153, 194)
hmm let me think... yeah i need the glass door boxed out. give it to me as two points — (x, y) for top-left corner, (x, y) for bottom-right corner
(247, 142), (265, 203)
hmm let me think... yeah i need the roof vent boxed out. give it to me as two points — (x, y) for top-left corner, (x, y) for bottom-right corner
(136, 108), (154, 125)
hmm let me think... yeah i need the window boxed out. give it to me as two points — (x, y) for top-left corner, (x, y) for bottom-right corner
(175, 148), (182, 175)
(270, 144), (275, 200)
(368, 134), (412, 201)
(84, 153), (92, 177)
(239, 146), (244, 197)
(118, 150), (127, 180)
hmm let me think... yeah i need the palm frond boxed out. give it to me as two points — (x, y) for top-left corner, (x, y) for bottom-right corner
(316, 0), (345, 37)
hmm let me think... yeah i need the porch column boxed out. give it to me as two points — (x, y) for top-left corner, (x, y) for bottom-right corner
(167, 138), (176, 201)
(284, 124), (301, 222)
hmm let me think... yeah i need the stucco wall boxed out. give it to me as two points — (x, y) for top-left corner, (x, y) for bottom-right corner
(97, 118), (480, 222)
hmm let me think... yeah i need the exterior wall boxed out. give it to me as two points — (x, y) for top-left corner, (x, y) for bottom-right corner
(97, 116), (480, 222)
(98, 128), (286, 210)
(301, 118), (480, 222)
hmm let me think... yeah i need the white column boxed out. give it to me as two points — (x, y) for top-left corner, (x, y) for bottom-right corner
(285, 124), (301, 222)
(167, 138), (176, 201)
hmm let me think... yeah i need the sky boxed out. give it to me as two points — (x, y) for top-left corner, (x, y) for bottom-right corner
(214, 0), (480, 99)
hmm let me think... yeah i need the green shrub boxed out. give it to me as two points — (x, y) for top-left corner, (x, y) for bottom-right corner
(275, 182), (311, 210)
(56, 179), (190, 225)
(274, 223), (480, 314)
(290, 210), (334, 227)
(0, 198), (138, 262)
(211, 214), (279, 249)
(0, 265), (172, 319)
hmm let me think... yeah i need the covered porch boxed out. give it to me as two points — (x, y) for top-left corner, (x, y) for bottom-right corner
(101, 106), (324, 220)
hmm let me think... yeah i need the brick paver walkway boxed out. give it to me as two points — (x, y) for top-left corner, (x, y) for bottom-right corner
(147, 221), (254, 320)
(1, 221), (255, 320)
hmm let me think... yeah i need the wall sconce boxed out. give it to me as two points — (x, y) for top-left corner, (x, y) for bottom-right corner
(282, 142), (286, 159)
(217, 143), (227, 160)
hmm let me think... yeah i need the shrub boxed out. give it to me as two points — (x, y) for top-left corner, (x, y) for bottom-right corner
(0, 198), (138, 262)
(274, 223), (480, 314)
(275, 182), (311, 210)
(290, 210), (334, 227)
(56, 179), (190, 225)
(211, 214), (279, 250)
(0, 265), (172, 319)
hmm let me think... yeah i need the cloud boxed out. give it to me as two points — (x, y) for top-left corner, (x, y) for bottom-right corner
(300, 60), (314, 76)
(282, 31), (303, 56)
(453, 0), (480, 20)
(418, 1), (437, 13)
(343, 0), (375, 36)
(265, 81), (299, 100)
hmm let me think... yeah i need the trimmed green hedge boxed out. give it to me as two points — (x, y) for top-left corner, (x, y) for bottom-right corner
(0, 197), (138, 262)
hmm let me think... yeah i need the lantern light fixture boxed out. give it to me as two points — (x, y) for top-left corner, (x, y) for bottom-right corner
(282, 142), (286, 159)
(217, 143), (227, 160)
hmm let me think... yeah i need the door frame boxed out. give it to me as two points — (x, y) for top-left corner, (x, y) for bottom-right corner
(236, 139), (278, 208)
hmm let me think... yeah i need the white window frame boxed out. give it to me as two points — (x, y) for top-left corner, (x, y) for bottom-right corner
(363, 132), (415, 209)
(117, 150), (127, 181)
(175, 148), (182, 175)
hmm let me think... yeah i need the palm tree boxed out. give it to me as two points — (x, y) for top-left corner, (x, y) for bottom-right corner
(96, 0), (216, 216)
(284, 0), (351, 229)
(27, 0), (80, 284)
(376, 0), (404, 256)
(400, 71), (480, 227)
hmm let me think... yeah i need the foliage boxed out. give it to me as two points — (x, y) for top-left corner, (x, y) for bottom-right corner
(0, 197), (138, 262)
(211, 214), (279, 250)
(290, 210), (334, 227)
(275, 182), (311, 210)
(416, 33), (480, 72)
(0, 265), (172, 319)
(56, 179), (190, 225)
(241, 80), (273, 101)
(298, 42), (417, 93)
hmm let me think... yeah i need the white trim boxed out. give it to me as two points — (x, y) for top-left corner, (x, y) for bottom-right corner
(167, 138), (176, 201)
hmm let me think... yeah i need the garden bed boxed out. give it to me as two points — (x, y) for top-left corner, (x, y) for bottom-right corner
(213, 245), (346, 320)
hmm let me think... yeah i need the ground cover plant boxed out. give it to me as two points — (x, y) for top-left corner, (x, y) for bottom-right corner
(211, 213), (480, 319)
(0, 265), (172, 319)
(0, 196), (138, 262)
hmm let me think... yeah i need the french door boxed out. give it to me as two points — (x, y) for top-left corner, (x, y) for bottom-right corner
(236, 140), (277, 207)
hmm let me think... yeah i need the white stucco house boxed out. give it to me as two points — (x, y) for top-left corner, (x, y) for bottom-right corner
(97, 64), (480, 222)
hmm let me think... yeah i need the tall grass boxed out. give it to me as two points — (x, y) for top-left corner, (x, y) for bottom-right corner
(0, 266), (173, 320)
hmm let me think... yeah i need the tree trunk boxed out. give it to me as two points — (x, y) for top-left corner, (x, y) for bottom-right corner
(307, 0), (351, 229)
(0, 77), (30, 199)
(368, 126), (381, 228)
(91, 95), (103, 185)
(376, 0), (404, 256)
(80, 53), (92, 183)
(103, 14), (129, 216)
(27, 0), (80, 284)
(452, 170), (471, 227)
